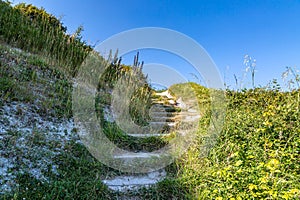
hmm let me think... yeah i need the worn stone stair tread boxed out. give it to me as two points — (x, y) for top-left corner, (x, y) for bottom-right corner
(127, 133), (171, 138)
(150, 111), (177, 117)
(149, 121), (177, 126)
(151, 104), (175, 108)
(150, 108), (178, 113)
(152, 98), (176, 101)
(154, 91), (173, 98)
(113, 152), (161, 159)
(152, 100), (176, 105)
(152, 99), (175, 103)
(150, 116), (178, 122)
(102, 170), (166, 191)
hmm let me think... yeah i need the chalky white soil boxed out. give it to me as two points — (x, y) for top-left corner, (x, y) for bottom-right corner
(0, 101), (79, 194)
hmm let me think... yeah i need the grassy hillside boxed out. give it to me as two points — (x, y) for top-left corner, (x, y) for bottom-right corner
(0, 1), (299, 199)
(1, 42), (298, 199)
(175, 87), (300, 199)
(0, 1), (92, 77)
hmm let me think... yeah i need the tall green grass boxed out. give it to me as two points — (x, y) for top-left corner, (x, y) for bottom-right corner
(97, 52), (153, 126)
(0, 1), (92, 77)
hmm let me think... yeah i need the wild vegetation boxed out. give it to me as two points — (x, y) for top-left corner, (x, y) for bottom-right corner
(0, 1), (299, 199)
(0, 1), (92, 77)
(175, 87), (300, 199)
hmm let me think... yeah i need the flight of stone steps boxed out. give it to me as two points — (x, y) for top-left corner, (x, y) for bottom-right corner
(102, 90), (200, 192)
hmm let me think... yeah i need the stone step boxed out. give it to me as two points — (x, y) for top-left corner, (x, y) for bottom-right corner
(151, 96), (175, 100)
(150, 107), (179, 113)
(150, 121), (177, 125)
(151, 102), (175, 107)
(150, 111), (199, 118)
(149, 111), (177, 117)
(149, 121), (178, 129)
(151, 103), (176, 107)
(150, 116), (178, 122)
(113, 152), (161, 159)
(110, 152), (168, 171)
(154, 90), (173, 98)
(152, 99), (177, 105)
(127, 133), (171, 138)
(102, 169), (166, 192)
(150, 103), (179, 111)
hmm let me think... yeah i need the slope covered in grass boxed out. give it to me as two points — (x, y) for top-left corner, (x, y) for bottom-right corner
(0, 0), (91, 76)
(0, 42), (115, 199)
(174, 87), (300, 199)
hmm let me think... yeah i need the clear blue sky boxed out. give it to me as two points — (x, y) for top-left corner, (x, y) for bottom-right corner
(11, 0), (300, 89)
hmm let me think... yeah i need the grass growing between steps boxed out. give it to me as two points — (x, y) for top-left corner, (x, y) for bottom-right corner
(95, 100), (176, 152)
(102, 122), (175, 152)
